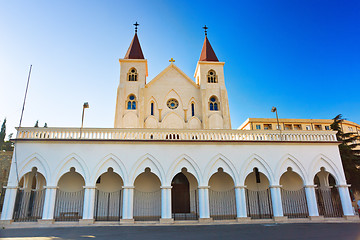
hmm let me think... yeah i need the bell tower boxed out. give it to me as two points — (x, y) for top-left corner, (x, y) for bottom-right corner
(194, 26), (231, 129)
(114, 23), (148, 128)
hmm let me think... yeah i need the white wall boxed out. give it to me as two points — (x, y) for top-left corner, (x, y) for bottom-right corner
(7, 141), (347, 190)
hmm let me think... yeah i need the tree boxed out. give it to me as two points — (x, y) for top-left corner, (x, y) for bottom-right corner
(0, 118), (6, 145)
(331, 114), (360, 191)
(0, 119), (13, 151)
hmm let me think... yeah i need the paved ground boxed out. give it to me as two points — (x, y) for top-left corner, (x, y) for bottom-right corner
(0, 223), (360, 240)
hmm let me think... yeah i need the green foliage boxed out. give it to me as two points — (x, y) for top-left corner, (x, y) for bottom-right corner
(0, 119), (13, 151)
(331, 114), (360, 191)
(0, 118), (6, 145)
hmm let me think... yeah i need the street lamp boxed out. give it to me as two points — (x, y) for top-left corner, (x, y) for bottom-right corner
(271, 106), (282, 140)
(80, 102), (89, 139)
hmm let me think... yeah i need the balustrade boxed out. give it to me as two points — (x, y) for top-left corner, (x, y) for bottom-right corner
(14, 127), (337, 143)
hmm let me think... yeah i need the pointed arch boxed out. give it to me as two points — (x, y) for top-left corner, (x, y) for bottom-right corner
(275, 154), (307, 185)
(91, 154), (128, 186)
(18, 153), (50, 184)
(165, 154), (202, 186)
(204, 154), (238, 186)
(163, 89), (183, 109)
(161, 112), (185, 129)
(129, 154), (165, 185)
(53, 153), (89, 185)
(240, 154), (274, 185)
(309, 154), (344, 185)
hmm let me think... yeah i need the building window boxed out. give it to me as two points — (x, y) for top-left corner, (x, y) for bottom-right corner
(128, 68), (138, 81)
(314, 125), (322, 130)
(167, 99), (179, 109)
(294, 124), (302, 130)
(127, 94), (136, 110)
(325, 126), (330, 130)
(256, 125), (261, 130)
(150, 102), (154, 116)
(209, 96), (219, 111)
(348, 127), (354, 132)
(191, 103), (195, 117)
(207, 70), (217, 83)
(305, 125), (311, 130)
(284, 124), (293, 130)
(264, 124), (272, 130)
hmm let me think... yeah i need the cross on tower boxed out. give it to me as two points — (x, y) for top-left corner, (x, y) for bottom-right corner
(169, 58), (175, 63)
(203, 25), (208, 36)
(134, 22), (139, 33)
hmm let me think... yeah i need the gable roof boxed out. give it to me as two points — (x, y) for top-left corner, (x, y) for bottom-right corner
(124, 33), (145, 59)
(146, 63), (199, 88)
(199, 36), (219, 62)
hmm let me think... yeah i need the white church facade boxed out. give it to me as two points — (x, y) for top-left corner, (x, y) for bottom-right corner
(0, 27), (357, 224)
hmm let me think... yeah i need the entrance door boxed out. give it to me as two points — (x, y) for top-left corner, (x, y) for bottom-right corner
(171, 173), (190, 213)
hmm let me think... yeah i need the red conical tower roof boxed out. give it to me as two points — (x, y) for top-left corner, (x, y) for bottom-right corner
(124, 33), (145, 59)
(199, 36), (219, 62)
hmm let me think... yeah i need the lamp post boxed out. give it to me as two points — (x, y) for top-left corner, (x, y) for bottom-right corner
(271, 106), (282, 140)
(80, 102), (89, 139)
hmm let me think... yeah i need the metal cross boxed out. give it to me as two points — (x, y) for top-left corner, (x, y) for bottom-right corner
(169, 58), (175, 63)
(134, 22), (139, 33)
(203, 25), (208, 36)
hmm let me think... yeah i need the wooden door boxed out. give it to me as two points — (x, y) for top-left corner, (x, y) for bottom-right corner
(171, 173), (190, 213)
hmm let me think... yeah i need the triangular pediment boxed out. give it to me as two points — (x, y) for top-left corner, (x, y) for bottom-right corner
(146, 64), (199, 89)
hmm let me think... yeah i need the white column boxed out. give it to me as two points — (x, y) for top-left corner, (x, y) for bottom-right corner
(336, 185), (354, 216)
(304, 185), (319, 217)
(0, 186), (17, 220)
(198, 186), (210, 219)
(235, 186), (247, 218)
(82, 186), (96, 220)
(122, 186), (134, 220)
(161, 186), (172, 219)
(269, 185), (284, 217)
(42, 186), (58, 220)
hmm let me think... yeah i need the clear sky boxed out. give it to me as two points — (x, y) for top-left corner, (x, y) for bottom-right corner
(1, 0), (359, 138)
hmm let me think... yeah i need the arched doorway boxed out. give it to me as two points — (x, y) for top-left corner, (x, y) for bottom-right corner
(172, 173), (190, 213)
(54, 167), (85, 221)
(314, 168), (343, 217)
(133, 168), (161, 221)
(171, 168), (199, 220)
(13, 167), (46, 222)
(208, 168), (236, 220)
(94, 168), (123, 221)
(245, 168), (273, 219)
(280, 168), (308, 218)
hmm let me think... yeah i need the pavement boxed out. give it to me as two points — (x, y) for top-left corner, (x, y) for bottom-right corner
(0, 223), (360, 240)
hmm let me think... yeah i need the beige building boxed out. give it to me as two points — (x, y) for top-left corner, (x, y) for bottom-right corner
(114, 31), (231, 130)
(239, 118), (360, 133)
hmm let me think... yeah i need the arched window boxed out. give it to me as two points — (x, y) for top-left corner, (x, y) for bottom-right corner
(207, 70), (217, 83)
(127, 94), (136, 110)
(150, 102), (154, 116)
(191, 103), (195, 117)
(209, 96), (219, 111)
(128, 68), (138, 81)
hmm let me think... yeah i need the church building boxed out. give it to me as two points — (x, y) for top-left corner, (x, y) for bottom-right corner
(0, 25), (357, 224)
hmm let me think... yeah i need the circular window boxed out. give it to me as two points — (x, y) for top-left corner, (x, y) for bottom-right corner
(129, 95), (135, 100)
(167, 99), (179, 109)
(209, 71), (214, 75)
(131, 69), (136, 73)
(210, 97), (216, 102)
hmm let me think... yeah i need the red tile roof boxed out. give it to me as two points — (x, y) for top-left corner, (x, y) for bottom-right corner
(124, 33), (145, 59)
(199, 36), (219, 62)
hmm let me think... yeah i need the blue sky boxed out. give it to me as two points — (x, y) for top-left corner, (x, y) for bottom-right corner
(1, 0), (359, 137)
